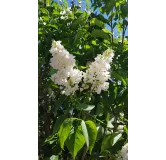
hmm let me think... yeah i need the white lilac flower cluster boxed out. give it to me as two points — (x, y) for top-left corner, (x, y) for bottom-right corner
(50, 40), (83, 96)
(50, 40), (114, 96)
(83, 49), (114, 94)
(117, 143), (128, 160)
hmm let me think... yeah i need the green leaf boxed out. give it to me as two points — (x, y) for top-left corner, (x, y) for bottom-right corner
(50, 155), (58, 160)
(46, 0), (51, 6)
(96, 126), (104, 141)
(47, 24), (58, 29)
(52, 114), (68, 134)
(53, 10), (59, 15)
(101, 132), (122, 150)
(111, 71), (127, 86)
(96, 103), (103, 117)
(71, 15), (83, 28)
(91, 29), (110, 40)
(40, 8), (48, 15)
(74, 31), (83, 45)
(111, 132), (122, 146)
(52, 84), (59, 89)
(115, 2), (119, 7)
(91, 40), (97, 46)
(66, 125), (86, 159)
(79, 66), (88, 69)
(102, 29), (112, 34)
(54, 96), (65, 114)
(58, 118), (73, 149)
(117, 22), (122, 33)
(124, 125), (128, 135)
(44, 135), (56, 144)
(101, 135), (112, 152)
(81, 120), (89, 148)
(42, 16), (49, 21)
(90, 18), (104, 28)
(100, 150), (111, 157)
(96, 14), (109, 24)
(84, 45), (91, 50)
(85, 120), (97, 154)
(76, 103), (95, 111)
(113, 86), (118, 99)
(50, 67), (56, 75)
(72, 12), (89, 29)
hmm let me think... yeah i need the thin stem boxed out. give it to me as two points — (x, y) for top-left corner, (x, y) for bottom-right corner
(122, 19), (126, 45)
(82, 145), (87, 160)
(110, 14), (114, 43)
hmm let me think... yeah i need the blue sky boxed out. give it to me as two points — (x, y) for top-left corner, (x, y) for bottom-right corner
(55, 0), (128, 37)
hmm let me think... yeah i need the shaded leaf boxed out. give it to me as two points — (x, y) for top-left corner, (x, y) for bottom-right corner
(76, 104), (95, 111)
(52, 114), (68, 134)
(90, 18), (104, 28)
(101, 135), (112, 152)
(111, 71), (127, 86)
(96, 103), (103, 117)
(74, 31), (83, 45)
(111, 132), (122, 146)
(47, 24), (58, 29)
(96, 126), (104, 141)
(91, 29), (110, 39)
(54, 96), (65, 114)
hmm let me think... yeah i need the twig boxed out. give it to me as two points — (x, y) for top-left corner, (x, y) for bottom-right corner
(82, 145), (87, 160)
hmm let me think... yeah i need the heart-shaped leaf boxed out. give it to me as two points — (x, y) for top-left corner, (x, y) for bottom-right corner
(85, 120), (97, 154)
(58, 118), (73, 149)
(65, 125), (86, 159)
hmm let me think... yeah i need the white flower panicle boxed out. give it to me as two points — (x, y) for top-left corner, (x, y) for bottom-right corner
(83, 49), (114, 94)
(50, 40), (83, 96)
(117, 143), (128, 160)
(61, 69), (84, 96)
(121, 143), (128, 160)
(50, 41), (114, 96)
(50, 40), (75, 70)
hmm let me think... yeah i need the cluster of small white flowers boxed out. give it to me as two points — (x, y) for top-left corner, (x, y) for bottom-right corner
(117, 143), (128, 160)
(121, 143), (128, 160)
(83, 49), (114, 94)
(50, 40), (83, 96)
(50, 40), (114, 96)
(60, 7), (72, 20)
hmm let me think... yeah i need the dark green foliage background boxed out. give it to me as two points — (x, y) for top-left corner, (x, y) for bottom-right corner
(38, 0), (128, 159)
